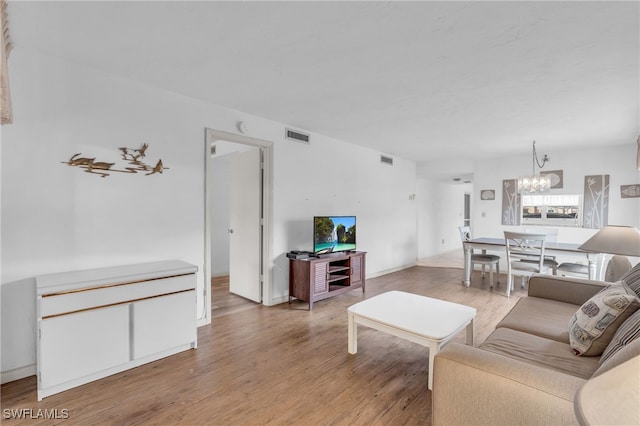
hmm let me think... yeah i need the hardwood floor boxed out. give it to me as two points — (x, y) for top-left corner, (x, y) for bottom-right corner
(1, 267), (525, 425)
(211, 275), (259, 319)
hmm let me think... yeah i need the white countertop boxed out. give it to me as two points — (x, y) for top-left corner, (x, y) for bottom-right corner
(36, 260), (198, 295)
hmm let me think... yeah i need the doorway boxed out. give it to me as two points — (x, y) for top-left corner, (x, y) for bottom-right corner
(464, 193), (471, 227)
(204, 128), (273, 324)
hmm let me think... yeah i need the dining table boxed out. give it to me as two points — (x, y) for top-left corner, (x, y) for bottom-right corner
(462, 237), (601, 286)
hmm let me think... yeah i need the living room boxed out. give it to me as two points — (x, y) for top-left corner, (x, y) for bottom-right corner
(1, 1), (639, 423)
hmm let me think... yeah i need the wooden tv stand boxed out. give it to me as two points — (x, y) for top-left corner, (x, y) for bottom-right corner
(289, 251), (366, 310)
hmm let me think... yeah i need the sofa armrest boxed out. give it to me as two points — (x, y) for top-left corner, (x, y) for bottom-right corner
(528, 275), (606, 305)
(433, 343), (586, 426)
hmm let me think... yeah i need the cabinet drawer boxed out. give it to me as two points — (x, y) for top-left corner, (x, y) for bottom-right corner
(40, 274), (195, 317)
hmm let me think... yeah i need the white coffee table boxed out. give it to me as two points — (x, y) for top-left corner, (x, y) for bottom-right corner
(347, 290), (476, 390)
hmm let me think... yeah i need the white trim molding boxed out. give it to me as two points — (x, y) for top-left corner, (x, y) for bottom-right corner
(1, 364), (35, 385)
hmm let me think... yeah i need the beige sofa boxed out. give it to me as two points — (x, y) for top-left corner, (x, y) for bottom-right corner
(433, 274), (640, 425)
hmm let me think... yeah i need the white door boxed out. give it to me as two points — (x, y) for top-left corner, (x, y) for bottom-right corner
(229, 147), (262, 302)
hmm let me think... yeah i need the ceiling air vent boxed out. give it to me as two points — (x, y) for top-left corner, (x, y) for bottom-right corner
(285, 128), (310, 144)
(380, 155), (394, 166)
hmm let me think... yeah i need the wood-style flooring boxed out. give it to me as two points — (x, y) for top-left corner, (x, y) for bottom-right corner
(211, 275), (259, 319)
(1, 267), (525, 425)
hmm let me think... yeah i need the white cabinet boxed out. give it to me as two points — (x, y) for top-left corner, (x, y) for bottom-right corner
(36, 260), (198, 400)
(132, 290), (196, 359)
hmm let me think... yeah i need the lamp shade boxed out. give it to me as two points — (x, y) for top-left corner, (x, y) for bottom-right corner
(574, 357), (640, 425)
(578, 225), (640, 257)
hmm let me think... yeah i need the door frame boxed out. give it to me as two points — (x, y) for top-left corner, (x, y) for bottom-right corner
(203, 128), (274, 325)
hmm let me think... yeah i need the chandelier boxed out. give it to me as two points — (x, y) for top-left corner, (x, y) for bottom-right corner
(517, 141), (551, 193)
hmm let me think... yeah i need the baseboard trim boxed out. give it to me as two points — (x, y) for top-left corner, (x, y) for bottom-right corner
(268, 295), (288, 306)
(366, 262), (416, 279)
(1, 364), (36, 384)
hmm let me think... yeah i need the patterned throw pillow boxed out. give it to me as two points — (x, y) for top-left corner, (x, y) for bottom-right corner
(621, 262), (640, 297)
(599, 308), (640, 365)
(569, 283), (640, 356)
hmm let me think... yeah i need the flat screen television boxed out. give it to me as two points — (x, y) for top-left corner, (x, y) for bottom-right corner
(313, 216), (356, 254)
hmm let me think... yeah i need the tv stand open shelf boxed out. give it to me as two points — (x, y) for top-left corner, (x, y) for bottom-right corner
(288, 251), (366, 310)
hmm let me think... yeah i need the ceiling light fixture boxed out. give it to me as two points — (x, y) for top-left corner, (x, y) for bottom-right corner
(518, 141), (551, 194)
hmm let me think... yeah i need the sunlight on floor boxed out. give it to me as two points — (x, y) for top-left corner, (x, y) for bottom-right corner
(417, 249), (463, 269)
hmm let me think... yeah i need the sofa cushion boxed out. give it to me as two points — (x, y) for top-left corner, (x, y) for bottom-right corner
(528, 275), (606, 306)
(569, 283), (640, 356)
(599, 309), (640, 365)
(621, 262), (640, 297)
(496, 296), (578, 343)
(480, 328), (600, 379)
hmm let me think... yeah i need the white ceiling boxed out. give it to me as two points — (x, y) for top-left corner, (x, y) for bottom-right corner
(6, 1), (640, 170)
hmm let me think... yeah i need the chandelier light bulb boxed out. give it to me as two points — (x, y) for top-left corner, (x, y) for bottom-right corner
(518, 141), (551, 194)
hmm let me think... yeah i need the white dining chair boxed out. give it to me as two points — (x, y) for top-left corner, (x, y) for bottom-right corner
(458, 226), (500, 287)
(504, 231), (552, 297)
(557, 262), (589, 278)
(523, 227), (559, 274)
(558, 255), (632, 281)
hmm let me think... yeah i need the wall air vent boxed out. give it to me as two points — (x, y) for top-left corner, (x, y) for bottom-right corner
(380, 155), (394, 166)
(285, 128), (310, 144)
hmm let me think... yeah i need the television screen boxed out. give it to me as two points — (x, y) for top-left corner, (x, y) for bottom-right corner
(314, 216), (356, 254)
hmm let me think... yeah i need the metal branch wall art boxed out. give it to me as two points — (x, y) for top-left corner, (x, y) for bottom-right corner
(63, 143), (168, 178)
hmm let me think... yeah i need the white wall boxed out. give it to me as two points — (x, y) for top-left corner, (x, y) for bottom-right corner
(471, 144), (640, 242)
(1, 48), (418, 378)
(416, 145), (640, 270)
(271, 134), (418, 298)
(417, 179), (472, 258)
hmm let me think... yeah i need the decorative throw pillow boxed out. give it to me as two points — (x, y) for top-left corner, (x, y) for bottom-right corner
(621, 262), (640, 298)
(569, 282), (640, 356)
(599, 308), (640, 365)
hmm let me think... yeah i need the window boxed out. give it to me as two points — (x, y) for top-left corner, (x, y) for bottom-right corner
(522, 194), (582, 226)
